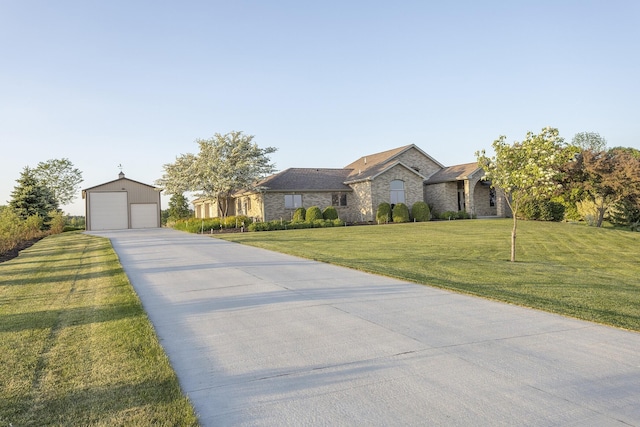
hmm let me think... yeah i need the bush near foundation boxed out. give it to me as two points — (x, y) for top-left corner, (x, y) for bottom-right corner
(376, 203), (391, 224)
(411, 202), (430, 222)
(292, 207), (306, 222)
(173, 216), (251, 233)
(305, 206), (323, 221)
(392, 203), (410, 223)
(322, 206), (339, 220)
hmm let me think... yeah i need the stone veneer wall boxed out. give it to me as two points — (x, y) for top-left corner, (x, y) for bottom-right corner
(349, 181), (373, 222)
(370, 165), (425, 212)
(395, 148), (442, 177)
(424, 182), (458, 214)
(262, 191), (357, 222)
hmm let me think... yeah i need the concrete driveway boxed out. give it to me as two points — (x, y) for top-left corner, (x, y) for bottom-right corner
(88, 228), (640, 426)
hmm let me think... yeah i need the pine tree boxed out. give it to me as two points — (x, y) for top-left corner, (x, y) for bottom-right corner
(9, 167), (59, 224)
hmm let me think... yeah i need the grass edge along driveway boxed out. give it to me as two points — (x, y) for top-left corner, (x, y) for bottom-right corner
(0, 232), (198, 426)
(217, 219), (640, 332)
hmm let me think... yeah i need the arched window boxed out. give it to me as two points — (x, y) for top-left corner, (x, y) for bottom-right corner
(390, 180), (405, 204)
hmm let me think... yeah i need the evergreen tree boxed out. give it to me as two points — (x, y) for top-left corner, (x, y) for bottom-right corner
(9, 167), (58, 223)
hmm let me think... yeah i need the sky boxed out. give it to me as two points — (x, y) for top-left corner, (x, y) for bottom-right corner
(1, 1), (639, 216)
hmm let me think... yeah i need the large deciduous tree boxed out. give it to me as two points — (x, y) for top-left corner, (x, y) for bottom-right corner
(167, 193), (192, 221)
(571, 131), (607, 152)
(9, 167), (59, 224)
(476, 127), (575, 262)
(562, 146), (640, 227)
(32, 158), (83, 207)
(156, 131), (277, 217)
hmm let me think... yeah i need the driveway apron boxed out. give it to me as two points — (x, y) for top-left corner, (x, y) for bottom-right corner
(88, 228), (640, 426)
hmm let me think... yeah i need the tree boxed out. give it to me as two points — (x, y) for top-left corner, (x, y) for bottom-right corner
(571, 132), (607, 152)
(9, 167), (59, 224)
(167, 193), (192, 221)
(156, 131), (277, 217)
(32, 158), (83, 206)
(476, 127), (575, 262)
(561, 147), (640, 227)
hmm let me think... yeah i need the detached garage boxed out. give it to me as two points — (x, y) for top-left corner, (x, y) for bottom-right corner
(83, 172), (161, 231)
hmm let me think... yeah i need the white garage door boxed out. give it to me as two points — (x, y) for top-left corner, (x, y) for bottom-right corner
(90, 192), (128, 230)
(131, 203), (158, 229)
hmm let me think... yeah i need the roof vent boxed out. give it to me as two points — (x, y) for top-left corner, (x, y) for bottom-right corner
(118, 171), (125, 179)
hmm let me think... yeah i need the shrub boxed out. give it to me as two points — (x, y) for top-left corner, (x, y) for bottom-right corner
(520, 199), (565, 222)
(411, 202), (430, 222)
(322, 206), (338, 220)
(305, 206), (323, 221)
(292, 207), (306, 222)
(376, 203), (391, 224)
(392, 203), (410, 223)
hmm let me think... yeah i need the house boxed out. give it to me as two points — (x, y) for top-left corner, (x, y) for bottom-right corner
(193, 144), (508, 222)
(83, 172), (161, 231)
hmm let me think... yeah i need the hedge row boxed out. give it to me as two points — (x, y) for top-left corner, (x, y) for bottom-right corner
(172, 216), (252, 233)
(0, 208), (66, 255)
(249, 219), (344, 232)
(376, 202), (431, 223)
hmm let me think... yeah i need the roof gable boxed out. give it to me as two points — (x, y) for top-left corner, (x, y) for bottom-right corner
(344, 144), (444, 181)
(425, 162), (482, 184)
(83, 176), (158, 192)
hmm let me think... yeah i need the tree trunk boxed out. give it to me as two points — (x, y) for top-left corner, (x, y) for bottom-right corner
(510, 214), (517, 262)
(596, 205), (606, 228)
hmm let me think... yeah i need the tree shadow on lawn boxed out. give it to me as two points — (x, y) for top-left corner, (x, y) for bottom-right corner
(0, 302), (142, 333)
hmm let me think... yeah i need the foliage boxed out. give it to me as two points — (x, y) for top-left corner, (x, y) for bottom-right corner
(437, 210), (472, 220)
(9, 167), (59, 225)
(292, 207), (306, 222)
(305, 206), (323, 221)
(32, 158), (83, 206)
(0, 208), (69, 255)
(519, 199), (565, 221)
(172, 216), (251, 233)
(376, 202), (391, 224)
(247, 218), (344, 231)
(608, 196), (640, 229)
(571, 131), (607, 152)
(155, 131), (277, 217)
(47, 210), (67, 234)
(0, 233), (198, 425)
(411, 201), (430, 222)
(167, 193), (192, 222)
(561, 146), (640, 227)
(392, 203), (410, 223)
(476, 127), (576, 261)
(322, 206), (339, 220)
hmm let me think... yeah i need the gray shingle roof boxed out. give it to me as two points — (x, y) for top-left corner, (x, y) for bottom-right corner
(256, 168), (354, 191)
(424, 162), (481, 184)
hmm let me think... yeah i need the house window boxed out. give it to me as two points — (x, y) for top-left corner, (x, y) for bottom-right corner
(285, 194), (302, 209)
(390, 180), (405, 204)
(332, 193), (347, 207)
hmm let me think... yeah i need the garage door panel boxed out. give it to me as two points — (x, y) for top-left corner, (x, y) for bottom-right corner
(131, 203), (158, 229)
(90, 192), (128, 230)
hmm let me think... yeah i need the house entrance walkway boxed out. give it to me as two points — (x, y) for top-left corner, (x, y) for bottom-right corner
(88, 228), (640, 426)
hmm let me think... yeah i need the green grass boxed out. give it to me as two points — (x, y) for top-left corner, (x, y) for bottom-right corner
(217, 219), (640, 331)
(0, 232), (198, 426)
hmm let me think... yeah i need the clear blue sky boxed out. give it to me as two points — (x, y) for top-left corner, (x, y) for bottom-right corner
(2, 1), (639, 216)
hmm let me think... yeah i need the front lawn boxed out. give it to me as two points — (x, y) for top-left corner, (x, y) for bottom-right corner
(0, 232), (198, 426)
(217, 219), (640, 331)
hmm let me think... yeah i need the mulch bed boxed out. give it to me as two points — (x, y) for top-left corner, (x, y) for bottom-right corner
(0, 238), (43, 264)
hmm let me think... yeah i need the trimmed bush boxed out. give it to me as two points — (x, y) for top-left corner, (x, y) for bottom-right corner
(411, 201), (430, 222)
(392, 203), (410, 223)
(305, 206), (323, 221)
(376, 203), (391, 224)
(322, 206), (339, 220)
(520, 199), (565, 222)
(292, 207), (306, 222)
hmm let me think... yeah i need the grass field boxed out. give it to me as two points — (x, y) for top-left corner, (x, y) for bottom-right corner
(0, 232), (198, 426)
(217, 219), (640, 332)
